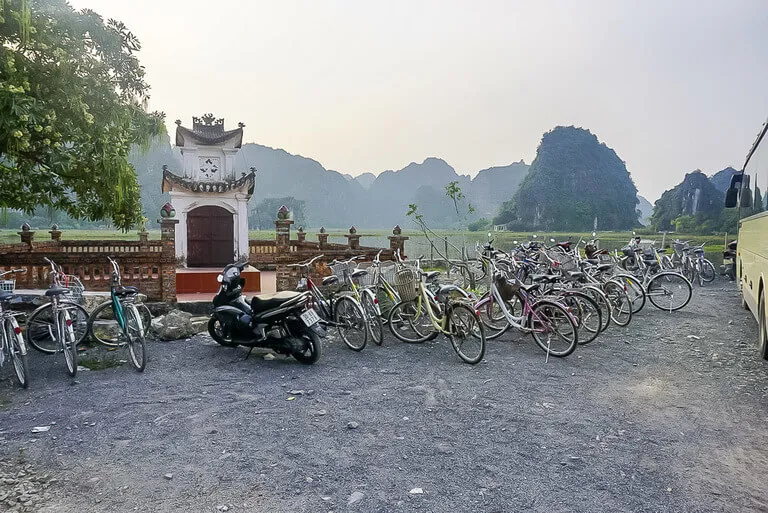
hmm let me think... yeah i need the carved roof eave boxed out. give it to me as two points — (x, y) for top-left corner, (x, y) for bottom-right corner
(162, 169), (255, 196)
(175, 125), (243, 148)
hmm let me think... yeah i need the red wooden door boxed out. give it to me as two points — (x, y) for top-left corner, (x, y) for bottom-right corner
(187, 206), (234, 267)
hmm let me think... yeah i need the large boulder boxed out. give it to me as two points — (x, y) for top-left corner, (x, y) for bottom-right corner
(151, 309), (208, 340)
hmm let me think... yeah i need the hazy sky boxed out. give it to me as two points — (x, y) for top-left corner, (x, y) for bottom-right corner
(70, 0), (768, 201)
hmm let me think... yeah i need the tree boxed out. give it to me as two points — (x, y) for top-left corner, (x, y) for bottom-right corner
(0, 0), (164, 231)
(249, 197), (308, 229)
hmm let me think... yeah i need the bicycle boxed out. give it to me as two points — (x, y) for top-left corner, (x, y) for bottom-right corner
(473, 256), (579, 358)
(25, 259), (89, 354)
(330, 256), (384, 346)
(25, 258), (80, 376)
(627, 254), (693, 312)
(387, 264), (486, 364)
(291, 255), (369, 351)
(85, 257), (147, 371)
(0, 269), (30, 388)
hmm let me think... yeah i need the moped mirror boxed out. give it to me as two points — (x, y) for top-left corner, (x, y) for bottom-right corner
(632, 231), (636, 236)
(488, 232), (492, 239)
(513, 240), (519, 244)
(532, 234), (537, 239)
(550, 238), (555, 243)
(592, 231), (596, 237)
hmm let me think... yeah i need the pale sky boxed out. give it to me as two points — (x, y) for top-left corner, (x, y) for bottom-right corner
(70, 0), (768, 202)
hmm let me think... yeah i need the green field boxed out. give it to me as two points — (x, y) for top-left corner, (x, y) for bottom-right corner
(0, 228), (730, 266)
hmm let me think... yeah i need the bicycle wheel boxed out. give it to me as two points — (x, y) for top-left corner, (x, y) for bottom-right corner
(612, 273), (646, 314)
(560, 291), (602, 345)
(477, 294), (510, 340)
(602, 280), (633, 327)
(459, 259), (487, 288)
(701, 260), (716, 283)
(528, 300), (578, 357)
(334, 296), (368, 351)
(138, 303), (153, 335)
(647, 272), (692, 312)
(582, 286), (612, 332)
(26, 302), (88, 354)
(360, 290), (384, 346)
(447, 303), (486, 364)
(387, 299), (437, 344)
(58, 310), (78, 377)
(87, 301), (123, 347)
(5, 318), (29, 388)
(125, 306), (147, 372)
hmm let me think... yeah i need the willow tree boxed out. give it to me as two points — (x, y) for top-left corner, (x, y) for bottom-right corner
(0, 0), (164, 230)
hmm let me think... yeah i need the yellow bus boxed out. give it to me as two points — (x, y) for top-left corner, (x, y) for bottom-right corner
(726, 118), (768, 359)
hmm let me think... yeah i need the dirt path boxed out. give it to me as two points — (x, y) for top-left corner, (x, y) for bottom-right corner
(1, 282), (767, 512)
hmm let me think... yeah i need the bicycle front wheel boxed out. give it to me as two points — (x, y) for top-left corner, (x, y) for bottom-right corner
(26, 302), (88, 354)
(582, 286), (612, 333)
(477, 294), (510, 340)
(560, 291), (602, 345)
(87, 301), (123, 347)
(447, 303), (486, 364)
(5, 318), (29, 388)
(58, 310), (78, 377)
(701, 260), (716, 283)
(602, 280), (633, 327)
(125, 306), (147, 371)
(360, 290), (384, 346)
(647, 272), (692, 312)
(387, 299), (437, 344)
(612, 274), (646, 314)
(528, 300), (578, 357)
(334, 296), (368, 351)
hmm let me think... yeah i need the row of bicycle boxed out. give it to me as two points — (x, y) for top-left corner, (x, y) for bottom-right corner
(0, 257), (149, 388)
(284, 235), (695, 365)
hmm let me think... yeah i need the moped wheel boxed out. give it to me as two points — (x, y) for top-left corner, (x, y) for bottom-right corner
(207, 316), (238, 347)
(292, 328), (322, 365)
(334, 296), (367, 351)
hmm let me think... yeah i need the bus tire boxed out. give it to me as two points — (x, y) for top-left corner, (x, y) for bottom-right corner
(759, 291), (768, 361)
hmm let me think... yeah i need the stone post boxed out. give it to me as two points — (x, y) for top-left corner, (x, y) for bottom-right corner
(388, 225), (409, 257)
(296, 226), (306, 243)
(139, 229), (149, 246)
(18, 223), (34, 246)
(345, 226), (361, 250)
(49, 224), (62, 242)
(275, 205), (294, 251)
(317, 227), (329, 249)
(159, 218), (179, 303)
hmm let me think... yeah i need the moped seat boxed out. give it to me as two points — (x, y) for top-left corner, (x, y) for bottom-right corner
(250, 291), (303, 313)
(0, 292), (14, 302)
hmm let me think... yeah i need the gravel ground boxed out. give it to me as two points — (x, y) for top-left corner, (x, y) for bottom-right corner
(1, 282), (767, 513)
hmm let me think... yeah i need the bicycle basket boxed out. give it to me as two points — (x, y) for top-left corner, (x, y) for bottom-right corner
(597, 253), (614, 264)
(494, 274), (520, 301)
(353, 263), (376, 287)
(62, 275), (85, 303)
(544, 250), (578, 272)
(379, 262), (397, 285)
(329, 262), (351, 283)
(394, 267), (419, 301)
(0, 279), (14, 293)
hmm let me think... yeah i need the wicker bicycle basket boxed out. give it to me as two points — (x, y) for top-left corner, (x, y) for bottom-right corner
(394, 267), (420, 301)
(494, 274), (520, 301)
(544, 250), (579, 273)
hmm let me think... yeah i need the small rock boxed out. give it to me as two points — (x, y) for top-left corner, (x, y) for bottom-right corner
(30, 426), (51, 433)
(686, 335), (700, 340)
(409, 488), (424, 494)
(313, 409), (328, 416)
(263, 353), (276, 361)
(347, 421), (359, 430)
(163, 473), (173, 480)
(348, 491), (364, 505)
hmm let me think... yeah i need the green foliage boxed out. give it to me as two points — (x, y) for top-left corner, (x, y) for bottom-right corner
(0, 0), (164, 231)
(249, 197), (308, 229)
(494, 126), (638, 231)
(468, 218), (490, 232)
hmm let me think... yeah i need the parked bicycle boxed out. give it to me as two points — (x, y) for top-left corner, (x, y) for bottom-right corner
(291, 255), (369, 351)
(86, 257), (147, 371)
(330, 256), (384, 346)
(0, 269), (30, 388)
(26, 259), (89, 354)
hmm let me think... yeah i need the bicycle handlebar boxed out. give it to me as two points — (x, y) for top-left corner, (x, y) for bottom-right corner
(287, 254), (325, 268)
(0, 269), (26, 278)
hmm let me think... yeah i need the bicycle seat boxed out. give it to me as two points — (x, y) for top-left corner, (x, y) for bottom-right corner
(322, 275), (339, 286)
(596, 263), (614, 272)
(424, 271), (440, 281)
(0, 291), (14, 302)
(585, 259), (600, 266)
(114, 286), (139, 297)
(250, 291), (303, 313)
(45, 287), (70, 297)
(566, 271), (585, 280)
(350, 269), (368, 279)
(519, 282), (540, 293)
(530, 274), (559, 283)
